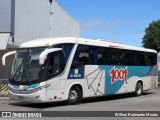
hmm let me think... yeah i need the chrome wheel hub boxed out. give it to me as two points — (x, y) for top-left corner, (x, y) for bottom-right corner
(137, 87), (142, 95)
(69, 90), (78, 101)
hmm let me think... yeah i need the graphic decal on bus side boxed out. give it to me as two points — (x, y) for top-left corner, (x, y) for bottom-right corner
(110, 66), (128, 84)
(99, 65), (152, 95)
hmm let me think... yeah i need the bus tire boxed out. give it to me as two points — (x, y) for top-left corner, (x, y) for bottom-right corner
(68, 86), (82, 105)
(134, 82), (143, 96)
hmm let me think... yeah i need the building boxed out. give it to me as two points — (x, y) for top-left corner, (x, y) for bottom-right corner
(0, 0), (80, 96)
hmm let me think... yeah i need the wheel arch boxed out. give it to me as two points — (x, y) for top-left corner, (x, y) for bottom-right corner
(136, 80), (143, 88)
(66, 82), (83, 99)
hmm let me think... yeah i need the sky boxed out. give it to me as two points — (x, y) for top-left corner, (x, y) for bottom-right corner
(56, 0), (160, 47)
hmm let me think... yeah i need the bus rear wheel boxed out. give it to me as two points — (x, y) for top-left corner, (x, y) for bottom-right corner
(135, 82), (143, 96)
(68, 86), (82, 105)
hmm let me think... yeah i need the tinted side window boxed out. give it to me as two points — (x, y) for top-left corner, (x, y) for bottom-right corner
(136, 52), (146, 66)
(123, 50), (135, 65)
(154, 53), (157, 65)
(110, 49), (123, 65)
(93, 47), (108, 65)
(71, 45), (92, 69)
(146, 53), (157, 66)
(47, 51), (64, 79)
(47, 44), (73, 79)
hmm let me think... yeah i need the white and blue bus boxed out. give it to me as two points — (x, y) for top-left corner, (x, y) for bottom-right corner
(2, 37), (158, 104)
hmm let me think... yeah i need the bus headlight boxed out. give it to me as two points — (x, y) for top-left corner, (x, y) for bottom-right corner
(30, 84), (50, 93)
(30, 87), (41, 93)
(31, 86), (43, 93)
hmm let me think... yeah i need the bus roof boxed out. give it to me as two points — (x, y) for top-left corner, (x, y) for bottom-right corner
(19, 37), (157, 53)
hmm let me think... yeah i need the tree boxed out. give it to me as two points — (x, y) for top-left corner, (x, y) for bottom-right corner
(142, 20), (160, 52)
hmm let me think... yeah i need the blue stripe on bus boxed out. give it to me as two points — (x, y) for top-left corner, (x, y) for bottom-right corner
(8, 83), (39, 89)
(29, 83), (39, 88)
(99, 65), (152, 95)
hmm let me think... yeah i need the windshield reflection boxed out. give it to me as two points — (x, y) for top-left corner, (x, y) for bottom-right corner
(10, 48), (46, 85)
(9, 44), (74, 85)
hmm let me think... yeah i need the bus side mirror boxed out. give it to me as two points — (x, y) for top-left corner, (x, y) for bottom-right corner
(2, 51), (16, 66)
(39, 48), (62, 65)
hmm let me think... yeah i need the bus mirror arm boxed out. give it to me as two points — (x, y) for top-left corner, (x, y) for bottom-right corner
(39, 48), (62, 65)
(2, 51), (16, 66)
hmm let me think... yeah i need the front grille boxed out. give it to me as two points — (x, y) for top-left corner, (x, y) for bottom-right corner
(9, 87), (34, 94)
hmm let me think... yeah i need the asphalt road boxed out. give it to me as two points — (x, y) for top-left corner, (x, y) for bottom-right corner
(0, 86), (160, 120)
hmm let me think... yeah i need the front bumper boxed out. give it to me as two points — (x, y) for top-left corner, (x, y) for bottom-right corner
(8, 90), (46, 103)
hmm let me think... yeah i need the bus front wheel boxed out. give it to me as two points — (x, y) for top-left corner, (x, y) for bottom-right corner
(68, 86), (82, 105)
(135, 82), (143, 96)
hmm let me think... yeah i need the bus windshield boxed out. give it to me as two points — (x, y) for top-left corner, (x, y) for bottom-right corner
(9, 48), (47, 85)
(9, 44), (73, 85)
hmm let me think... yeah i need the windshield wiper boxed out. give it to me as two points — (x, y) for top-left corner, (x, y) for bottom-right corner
(21, 59), (31, 85)
(12, 60), (24, 81)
